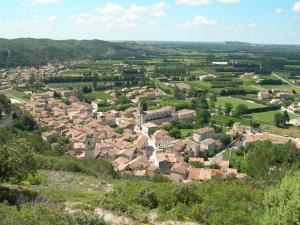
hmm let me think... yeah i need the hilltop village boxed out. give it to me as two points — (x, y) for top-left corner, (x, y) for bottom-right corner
(13, 85), (300, 182)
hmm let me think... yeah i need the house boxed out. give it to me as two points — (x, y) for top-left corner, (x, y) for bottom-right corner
(188, 168), (211, 181)
(42, 130), (59, 142)
(193, 127), (217, 143)
(232, 123), (252, 134)
(61, 90), (79, 98)
(276, 92), (293, 100)
(152, 130), (174, 149)
(116, 149), (135, 161)
(269, 99), (282, 106)
(200, 138), (223, 156)
(154, 151), (177, 173)
(137, 105), (176, 127)
(170, 162), (188, 182)
(188, 168), (223, 181)
(177, 109), (196, 121)
(243, 132), (290, 148)
(141, 122), (158, 136)
(128, 156), (150, 171)
(258, 91), (270, 100)
(184, 139), (200, 157)
(199, 74), (216, 81)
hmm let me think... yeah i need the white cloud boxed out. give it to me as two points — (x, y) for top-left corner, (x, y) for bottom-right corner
(176, 0), (212, 5)
(127, 4), (147, 14)
(184, 15), (216, 28)
(96, 3), (124, 14)
(148, 2), (167, 17)
(27, 0), (59, 4)
(218, 0), (240, 4)
(274, 8), (283, 14)
(47, 16), (57, 22)
(239, 22), (256, 32)
(293, 2), (300, 13)
(70, 12), (140, 28)
(71, 1), (167, 29)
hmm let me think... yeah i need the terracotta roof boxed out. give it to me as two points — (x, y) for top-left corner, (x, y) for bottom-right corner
(170, 162), (187, 174)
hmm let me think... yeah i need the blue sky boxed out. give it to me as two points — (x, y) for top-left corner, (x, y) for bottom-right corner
(0, 0), (300, 44)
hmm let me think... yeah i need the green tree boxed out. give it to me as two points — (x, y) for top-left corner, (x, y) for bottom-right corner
(219, 134), (232, 146)
(274, 112), (285, 128)
(170, 127), (181, 139)
(140, 100), (148, 111)
(262, 172), (300, 225)
(195, 109), (211, 128)
(0, 94), (12, 118)
(0, 138), (36, 182)
(233, 104), (248, 118)
(224, 103), (233, 115)
(283, 110), (290, 124)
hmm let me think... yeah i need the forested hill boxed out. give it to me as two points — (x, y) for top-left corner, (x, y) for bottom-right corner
(0, 38), (159, 67)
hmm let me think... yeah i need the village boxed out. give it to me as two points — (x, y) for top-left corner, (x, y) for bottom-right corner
(12, 85), (299, 183)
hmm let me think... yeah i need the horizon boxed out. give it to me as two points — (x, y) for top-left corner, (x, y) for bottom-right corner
(1, 37), (300, 46)
(1, 0), (300, 44)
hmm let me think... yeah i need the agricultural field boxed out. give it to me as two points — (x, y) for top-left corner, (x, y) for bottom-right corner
(2, 89), (30, 101)
(216, 97), (265, 109)
(245, 110), (299, 125)
(85, 92), (110, 100)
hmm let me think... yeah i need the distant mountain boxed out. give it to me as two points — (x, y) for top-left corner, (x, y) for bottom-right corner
(0, 38), (160, 67)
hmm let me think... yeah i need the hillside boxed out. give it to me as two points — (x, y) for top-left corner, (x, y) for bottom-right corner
(0, 38), (160, 67)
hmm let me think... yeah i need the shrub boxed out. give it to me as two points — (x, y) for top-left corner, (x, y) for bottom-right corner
(136, 188), (158, 209)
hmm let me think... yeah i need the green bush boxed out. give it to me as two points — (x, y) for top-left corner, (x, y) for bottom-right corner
(136, 188), (158, 209)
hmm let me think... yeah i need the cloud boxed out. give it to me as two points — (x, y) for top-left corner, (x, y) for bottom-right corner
(239, 22), (256, 32)
(96, 3), (124, 14)
(47, 16), (57, 22)
(184, 15), (216, 28)
(27, 0), (59, 4)
(176, 0), (212, 5)
(148, 1), (167, 17)
(293, 2), (300, 13)
(70, 13), (140, 28)
(274, 8), (283, 14)
(71, 1), (167, 29)
(218, 0), (240, 4)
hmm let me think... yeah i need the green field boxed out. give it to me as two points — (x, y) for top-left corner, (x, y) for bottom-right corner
(245, 110), (298, 125)
(86, 92), (110, 100)
(216, 97), (265, 109)
(3, 89), (30, 101)
(180, 129), (193, 138)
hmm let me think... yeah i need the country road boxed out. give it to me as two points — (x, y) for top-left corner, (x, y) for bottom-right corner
(272, 73), (300, 89)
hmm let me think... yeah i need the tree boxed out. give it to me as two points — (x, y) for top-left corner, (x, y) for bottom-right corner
(0, 138), (36, 182)
(193, 94), (208, 110)
(140, 100), (148, 111)
(274, 112), (285, 128)
(251, 120), (261, 129)
(13, 112), (37, 131)
(219, 134), (232, 146)
(174, 86), (184, 100)
(262, 172), (300, 225)
(233, 104), (248, 118)
(195, 109), (211, 128)
(224, 103), (233, 115)
(0, 94), (12, 118)
(170, 127), (181, 139)
(283, 110), (290, 124)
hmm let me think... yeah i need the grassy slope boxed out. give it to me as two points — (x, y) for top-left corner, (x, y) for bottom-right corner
(216, 97), (265, 109)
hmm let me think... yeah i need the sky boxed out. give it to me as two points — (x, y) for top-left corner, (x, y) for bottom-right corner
(0, 0), (300, 44)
